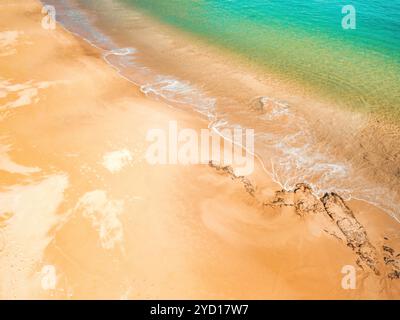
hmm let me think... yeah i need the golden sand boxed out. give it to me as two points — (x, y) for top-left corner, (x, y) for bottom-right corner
(0, 0), (400, 299)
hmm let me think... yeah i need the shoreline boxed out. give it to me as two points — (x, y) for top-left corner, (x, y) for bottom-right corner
(0, 0), (400, 299)
(43, 0), (400, 222)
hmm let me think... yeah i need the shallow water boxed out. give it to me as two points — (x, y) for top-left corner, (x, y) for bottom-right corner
(122, 0), (400, 120)
(41, 0), (400, 220)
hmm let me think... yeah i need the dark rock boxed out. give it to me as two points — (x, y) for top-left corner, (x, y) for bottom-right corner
(383, 245), (395, 256)
(293, 184), (326, 216)
(382, 246), (400, 280)
(248, 97), (269, 113)
(239, 177), (256, 196)
(268, 190), (295, 208)
(209, 161), (256, 197)
(388, 271), (400, 279)
(209, 166), (391, 278)
(267, 184), (327, 217)
(321, 193), (380, 275)
(384, 256), (395, 264)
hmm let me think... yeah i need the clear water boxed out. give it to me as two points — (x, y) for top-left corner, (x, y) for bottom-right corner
(123, 0), (400, 120)
(41, 0), (400, 220)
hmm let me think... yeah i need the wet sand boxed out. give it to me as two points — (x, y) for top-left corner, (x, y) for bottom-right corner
(44, 0), (400, 221)
(1, 0), (400, 299)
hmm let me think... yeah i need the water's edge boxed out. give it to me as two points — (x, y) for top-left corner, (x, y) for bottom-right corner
(39, 0), (400, 222)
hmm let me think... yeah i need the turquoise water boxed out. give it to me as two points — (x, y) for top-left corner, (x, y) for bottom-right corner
(123, 0), (400, 120)
(42, 0), (400, 219)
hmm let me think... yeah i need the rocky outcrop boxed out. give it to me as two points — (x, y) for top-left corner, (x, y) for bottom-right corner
(382, 245), (400, 279)
(268, 189), (295, 207)
(209, 161), (255, 196)
(266, 183), (326, 216)
(248, 97), (268, 114)
(208, 163), (392, 277)
(294, 184), (326, 216)
(321, 193), (380, 275)
(266, 185), (380, 275)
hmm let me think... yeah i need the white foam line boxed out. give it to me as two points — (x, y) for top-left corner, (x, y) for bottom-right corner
(38, 1), (400, 223)
(210, 119), (400, 223)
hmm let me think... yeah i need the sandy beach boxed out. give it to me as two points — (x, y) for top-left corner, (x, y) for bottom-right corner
(1, 0), (400, 299)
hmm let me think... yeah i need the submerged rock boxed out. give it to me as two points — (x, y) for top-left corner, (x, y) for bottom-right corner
(248, 97), (268, 113)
